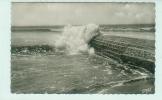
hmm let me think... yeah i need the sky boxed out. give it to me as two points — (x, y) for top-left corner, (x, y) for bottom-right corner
(12, 2), (155, 26)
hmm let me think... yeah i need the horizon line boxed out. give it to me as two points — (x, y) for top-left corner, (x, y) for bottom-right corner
(11, 23), (155, 27)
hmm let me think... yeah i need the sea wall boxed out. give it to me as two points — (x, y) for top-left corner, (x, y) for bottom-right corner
(90, 35), (155, 73)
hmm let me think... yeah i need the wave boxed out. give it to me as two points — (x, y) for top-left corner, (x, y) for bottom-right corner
(11, 45), (55, 55)
(11, 24), (100, 55)
(100, 24), (155, 32)
(54, 24), (100, 55)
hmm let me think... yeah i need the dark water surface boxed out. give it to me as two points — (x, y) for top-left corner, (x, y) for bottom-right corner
(11, 25), (155, 94)
(11, 54), (154, 94)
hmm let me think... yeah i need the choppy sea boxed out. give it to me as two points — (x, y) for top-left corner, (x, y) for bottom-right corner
(11, 24), (155, 94)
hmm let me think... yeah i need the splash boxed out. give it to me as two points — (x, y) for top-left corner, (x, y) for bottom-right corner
(55, 24), (100, 55)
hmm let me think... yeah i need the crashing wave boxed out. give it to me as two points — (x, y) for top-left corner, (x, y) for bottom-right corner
(54, 24), (100, 55)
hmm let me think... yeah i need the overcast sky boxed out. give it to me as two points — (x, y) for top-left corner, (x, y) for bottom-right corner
(12, 3), (155, 26)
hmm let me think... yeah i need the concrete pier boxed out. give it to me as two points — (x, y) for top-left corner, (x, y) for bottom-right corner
(90, 35), (155, 73)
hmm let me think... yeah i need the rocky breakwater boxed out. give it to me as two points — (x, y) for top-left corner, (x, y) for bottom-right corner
(89, 35), (155, 73)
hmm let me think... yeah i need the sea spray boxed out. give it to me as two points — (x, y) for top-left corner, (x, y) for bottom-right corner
(55, 24), (100, 55)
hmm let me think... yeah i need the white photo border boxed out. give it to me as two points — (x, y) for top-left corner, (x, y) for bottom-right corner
(0, 0), (162, 100)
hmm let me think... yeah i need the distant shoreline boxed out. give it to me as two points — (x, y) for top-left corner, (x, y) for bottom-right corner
(11, 24), (155, 28)
(11, 24), (155, 32)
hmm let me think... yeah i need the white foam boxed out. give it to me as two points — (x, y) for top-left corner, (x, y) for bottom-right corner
(54, 24), (100, 55)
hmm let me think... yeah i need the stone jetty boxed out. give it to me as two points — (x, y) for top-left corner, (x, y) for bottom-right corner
(90, 35), (155, 73)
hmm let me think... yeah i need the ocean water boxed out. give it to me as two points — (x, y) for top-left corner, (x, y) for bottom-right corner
(11, 24), (155, 94)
